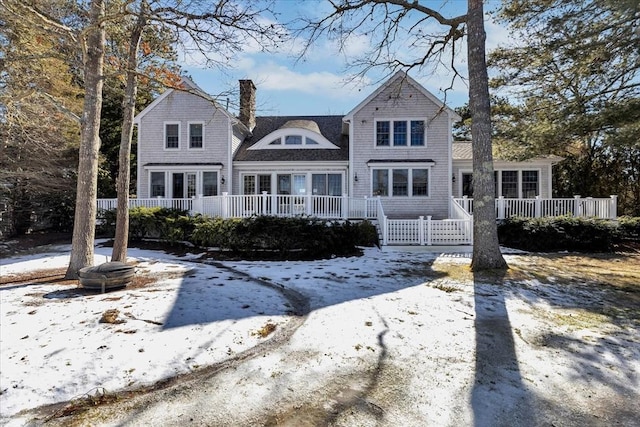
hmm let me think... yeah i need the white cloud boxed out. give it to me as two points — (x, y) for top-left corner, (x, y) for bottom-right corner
(247, 62), (370, 99)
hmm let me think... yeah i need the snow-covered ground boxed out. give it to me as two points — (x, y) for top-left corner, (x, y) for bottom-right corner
(1, 243), (638, 426)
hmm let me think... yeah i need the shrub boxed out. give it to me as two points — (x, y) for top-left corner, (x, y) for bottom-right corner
(617, 216), (640, 241)
(498, 216), (617, 252)
(97, 210), (378, 259)
(190, 216), (378, 259)
(97, 206), (191, 243)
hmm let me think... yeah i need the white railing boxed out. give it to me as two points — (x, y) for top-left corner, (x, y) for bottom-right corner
(452, 195), (617, 220)
(96, 195), (475, 246)
(98, 193), (379, 220)
(383, 215), (473, 246)
(97, 198), (193, 212)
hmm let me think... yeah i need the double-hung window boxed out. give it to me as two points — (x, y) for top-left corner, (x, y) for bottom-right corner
(522, 171), (539, 198)
(189, 123), (203, 149)
(376, 121), (390, 146)
(376, 120), (425, 147)
(165, 123), (179, 149)
(203, 172), (218, 196)
(150, 172), (165, 197)
(410, 121), (425, 146)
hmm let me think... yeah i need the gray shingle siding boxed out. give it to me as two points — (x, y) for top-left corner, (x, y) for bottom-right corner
(136, 90), (232, 198)
(349, 77), (452, 219)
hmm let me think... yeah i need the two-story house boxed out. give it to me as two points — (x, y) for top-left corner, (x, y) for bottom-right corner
(123, 71), (614, 244)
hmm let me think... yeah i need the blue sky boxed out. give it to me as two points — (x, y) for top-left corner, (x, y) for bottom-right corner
(182, 0), (508, 117)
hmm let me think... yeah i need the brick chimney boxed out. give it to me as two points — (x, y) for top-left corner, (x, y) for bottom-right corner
(239, 80), (256, 131)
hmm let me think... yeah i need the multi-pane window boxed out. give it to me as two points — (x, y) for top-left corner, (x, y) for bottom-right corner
(376, 120), (425, 146)
(376, 121), (390, 146)
(203, 172), (218, 196)
(412, 169), (429, 196)
(522, 170), (539, 198)
(150, 172), (165, 197)
(372, 168), (430, 197)
(165, 123), (179, 149)
(186, 173), (197, 198)
(392, 169), (409, 195)
(410, 121), (425, 146)
(393, 122), (407, 146)
(259, 175), (271, 193)
(243, 175), (256, 194)
(501, 171), (518, 198)
(189, 123), (203, 148)
(372, 169), (389, 196)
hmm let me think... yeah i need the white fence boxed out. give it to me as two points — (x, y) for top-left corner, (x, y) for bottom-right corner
(452, 195), (617, 220)
(382, 216), (473, 246)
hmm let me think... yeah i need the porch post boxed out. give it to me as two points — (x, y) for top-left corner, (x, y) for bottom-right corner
(463, 195), (470, 213)
(610, 195), (618, 219)
(192, 194), (203, 215)
(418, 216), (425, 245)
(498, 196), (505, 220)
(222, 192), (229, 219)
(535, 195), (541, 218)
(261, 191), (268, 216)
(426, 215), (432, 245)
(574, 195), (581, 217)
(271, 193), (277, 216)
(306, 194), (312, 216)
(342, 194), (348, 219)
(383, 215), (388, 246)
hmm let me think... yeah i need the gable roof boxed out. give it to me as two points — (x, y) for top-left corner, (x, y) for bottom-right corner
(133, 76), (242, 130)
(234, 115), (348, 162)
(343, 71), (461, 122)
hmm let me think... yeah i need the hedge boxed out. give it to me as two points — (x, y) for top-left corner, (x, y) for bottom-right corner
(497, 215), (638, 252)
(98, 207), (378, 259)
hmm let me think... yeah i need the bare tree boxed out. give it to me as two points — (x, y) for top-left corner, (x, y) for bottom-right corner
(467, 0), (505, 270)
(109, 0), (286, 262)
(110, 1), (147, 263)
(298, 0), (506, 270)
(67, 0), (106, 278)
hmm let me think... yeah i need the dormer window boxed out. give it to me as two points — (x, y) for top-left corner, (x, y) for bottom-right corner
(248, 120), (339, 151)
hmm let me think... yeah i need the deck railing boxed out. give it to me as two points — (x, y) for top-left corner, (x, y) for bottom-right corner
(97, 193), (378, 220)
(97, 198), (193, 212)
(452, 195), (617, 220)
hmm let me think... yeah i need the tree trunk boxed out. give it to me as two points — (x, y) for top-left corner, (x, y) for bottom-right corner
(467, 0), (507, 271)
(112, 8), (147, 262)
(65, 0), (105, 279)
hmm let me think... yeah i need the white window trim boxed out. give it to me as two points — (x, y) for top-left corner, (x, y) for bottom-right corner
(374, 118), (427, 148)
(370, 166), (432, 198)
(490, 168), (542, 198)
(239, 171), (346, 196)
(187, 121), (205, 150)
(149, 171), (167, 198)
(163, 121), (181, 150)
(144, 165), (222, 198)
(248, 128), (339, 150)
